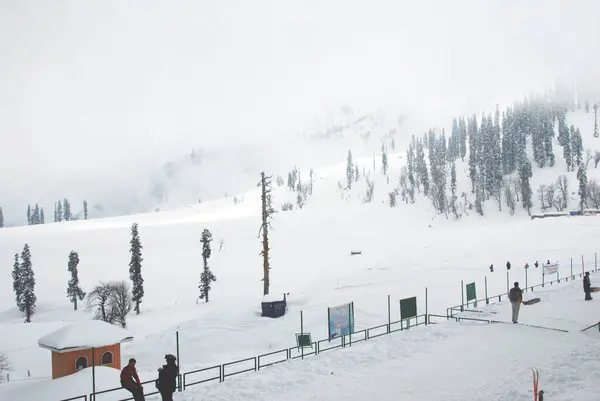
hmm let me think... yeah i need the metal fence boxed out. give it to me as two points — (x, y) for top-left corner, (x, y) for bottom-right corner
(60, 253), (597, 401)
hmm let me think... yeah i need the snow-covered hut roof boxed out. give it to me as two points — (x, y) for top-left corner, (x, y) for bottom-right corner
(38, 320), (133, 353)
(262, 292), (286, 302)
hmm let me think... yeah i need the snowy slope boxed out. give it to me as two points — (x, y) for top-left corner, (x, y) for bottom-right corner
(2, 107), (600, 400)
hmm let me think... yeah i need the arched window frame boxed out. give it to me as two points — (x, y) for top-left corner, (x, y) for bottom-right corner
(75, 356), (88, 371)
(101, 351), (114, 366)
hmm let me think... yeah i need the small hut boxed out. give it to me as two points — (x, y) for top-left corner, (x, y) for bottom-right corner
(261, 293), (287, 318)
(38, 320), (133, 379)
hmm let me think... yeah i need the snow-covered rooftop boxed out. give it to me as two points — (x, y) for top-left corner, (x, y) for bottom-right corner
(38, 320), (133, 352)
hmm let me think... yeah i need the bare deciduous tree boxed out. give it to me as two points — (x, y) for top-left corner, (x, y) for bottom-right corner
(511, 178), (521, 202)
(538, 184), (551, 211)
(555, 175), (569, 211)
(587, 180), (600, 209)
(86, 282), (113, 322)
(364, 177), (375, 203)
(594, 151), (600, 168)
(0, 353), (11, 383)
(504, 180), (516, 215)
(86, 281), (132, 327)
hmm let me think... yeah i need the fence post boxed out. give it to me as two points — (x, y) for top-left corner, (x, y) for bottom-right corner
(91, 346), (96, 401)
(301, 310), (304, 359)
(582, 255), (585, 275)
(387, 295), (391, 334)
(525, 268), (528, 291)
(485, 276), (489, 304)
(571, 258), (574, 279)
(425, 287), (428, 325)
(595, 252), (597, 272)
(506, 271), (509, 295)
(461, 280), (464, 312)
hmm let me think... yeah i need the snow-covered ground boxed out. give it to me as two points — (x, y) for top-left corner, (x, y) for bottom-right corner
(2, 109), (600, 400)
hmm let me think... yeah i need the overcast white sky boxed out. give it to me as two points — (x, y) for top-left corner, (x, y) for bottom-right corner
(0, 0), (599, 220)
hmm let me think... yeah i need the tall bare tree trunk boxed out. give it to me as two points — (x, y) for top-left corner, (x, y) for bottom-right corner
(260, 172), (273, 296)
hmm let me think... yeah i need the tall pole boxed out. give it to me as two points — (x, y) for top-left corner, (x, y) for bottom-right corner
(301, 310), (304, 360)
(461, 280), (464, 312)
(525, 267), (528, 291)
(92, 346), (96, 401)
(571, 258), (574, 279)
(506, 271), (510, 295)
(582, 255), (585, 275)
(595, 252), (597, 272)
(425, 287), (428, 325)
(485, 276), (488, 304)
(176, 330), (181, 391)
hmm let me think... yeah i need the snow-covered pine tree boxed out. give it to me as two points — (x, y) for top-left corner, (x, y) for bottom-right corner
(346, 150), (354, 189)
(19, 244), (36, 323)
(381, 143), (388, 175)
(12, 253), (22, 309)
(542, 109), (555, 167)
(83, 200), (88, 220)
(519, 159), (533, 214)
(407, 141), (417, 192)
(63, 198), (71, 221)
(458, 116), (467, 161)
(571, 127), (583, 167)
(56, 200), (63, 222)
(354, 163), (359, 182)
(40, 208), (44, 224)
(449, 118), (459, 160)
(416, 141), (429, 196)
(594, 103), (598, 138)
(0, 206), (4, 227)
(562, 121), (572, 171)
(504, 180), (516, 215)
(67, 251), (86, 311)
(199, 228), (216, 302)
(128, 223), (144, 315)
(468, 115), (478, 193)
(450, 161), (458, 218)
(26, 205), (31, 225)
(577, 165), (588, 210)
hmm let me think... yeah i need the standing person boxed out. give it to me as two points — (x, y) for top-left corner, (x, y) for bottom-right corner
(156, 354), (179, 401)
(509, 282), (523, 323)
(506, 261), (511, 270)
(584, 272), (593, 301)
(489, 264), (494, 272)
(120, 358), (145, 401)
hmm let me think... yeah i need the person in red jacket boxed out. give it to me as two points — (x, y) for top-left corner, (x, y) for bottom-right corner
(120, 358), (146, 401)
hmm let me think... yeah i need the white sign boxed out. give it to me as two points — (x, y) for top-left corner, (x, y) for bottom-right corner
(543, 263), (559, 274)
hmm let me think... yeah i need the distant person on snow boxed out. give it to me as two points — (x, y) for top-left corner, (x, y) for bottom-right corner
(524, 263), (529, 269)
(509, 282), (523, 324)
(120, 358), (145, 401)
(156, 354), (179, 401)
(506, 261), (511, 270)
(489, 264), (494, 273)
(534, 261), (539, 268)
(584, 272), (593, 301)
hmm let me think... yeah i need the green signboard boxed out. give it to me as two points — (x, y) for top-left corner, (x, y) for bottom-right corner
(466, 282), (477, 302)
(295, 333), (312, 348)
(399, 296), (417, 320)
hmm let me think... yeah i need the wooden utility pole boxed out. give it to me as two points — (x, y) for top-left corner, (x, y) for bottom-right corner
(259, 172), (274, 295)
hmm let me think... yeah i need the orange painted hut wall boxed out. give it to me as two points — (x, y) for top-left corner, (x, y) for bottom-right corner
(51, 344), (121, 379)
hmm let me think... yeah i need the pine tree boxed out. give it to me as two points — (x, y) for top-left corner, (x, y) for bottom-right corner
(66, 251), (86, 311)
(450, 161), (458, 218)
(0, 207), (4, 228)
(416, 141), (429, 196)
(83, 201), (88, 220)
(346, 150), (354, 189)
(391, 138), (396, 151)
(381, 143), (388, 175)
(56, 201), (63, 222)
(468, 115), (478, 193)
(562, 121), (573, 171)
(519, 159), (533, 214)
(459, 116), (467, 161)
(407, 142), (416, 191)
(128, 223), (144, 315)
(19, 244), (36, 323)
(33, 204), (40, 225)
(571, 127), (583, 167)
(577, 165), (588, 210)
(27, 205), (31, 225)
(199, 229), (217, 302)
(594, 103), (598, 138)
(39, 208), (44, 224)
(12, 253), (22, 309)
(354, 163), (359, 182)
(63, 199), (71, 221)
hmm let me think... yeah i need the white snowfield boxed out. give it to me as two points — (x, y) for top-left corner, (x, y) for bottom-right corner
(1, 110), (600, 400)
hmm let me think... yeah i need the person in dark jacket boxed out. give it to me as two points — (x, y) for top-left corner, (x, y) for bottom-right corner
(509, 282), (523, 323)
(506, 261), (511, 270)
(120, 358), (145, 401)
(157, 354), (179, 401)
(584, 272), (593, 300)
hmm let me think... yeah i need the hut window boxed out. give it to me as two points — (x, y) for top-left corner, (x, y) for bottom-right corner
(101, 351), (113, 366)
(75, 356), (88, 371)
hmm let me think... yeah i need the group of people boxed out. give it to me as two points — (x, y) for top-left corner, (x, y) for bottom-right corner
(508, 271), (593, 324)
(120, 354), (179, 401)
(489, 260), (553, 272)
